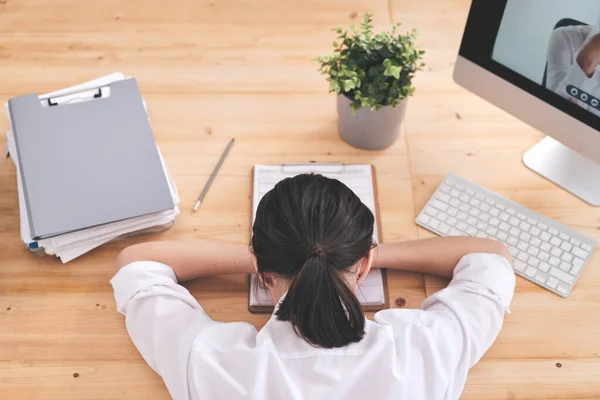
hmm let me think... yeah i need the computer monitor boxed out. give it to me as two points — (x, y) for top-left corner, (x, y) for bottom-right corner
(454, 0), (600, 206)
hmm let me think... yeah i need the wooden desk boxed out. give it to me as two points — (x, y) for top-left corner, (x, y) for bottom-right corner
(1, 0), (599, 398)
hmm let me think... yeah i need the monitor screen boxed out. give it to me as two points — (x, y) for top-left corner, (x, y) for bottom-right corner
(459, 0), (600, 131)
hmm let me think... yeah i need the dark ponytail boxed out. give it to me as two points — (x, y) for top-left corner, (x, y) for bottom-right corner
(251, 174), (375, 348)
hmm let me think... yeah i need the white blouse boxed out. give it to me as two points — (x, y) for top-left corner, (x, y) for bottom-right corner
(111, 253), (515, 400)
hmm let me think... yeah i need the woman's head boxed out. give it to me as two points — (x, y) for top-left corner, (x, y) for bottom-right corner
(251, 173), (375, 348)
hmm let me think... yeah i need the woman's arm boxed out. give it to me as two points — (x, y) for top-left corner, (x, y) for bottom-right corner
(373, 237), (511, 279)
(116, 241), (255, 282)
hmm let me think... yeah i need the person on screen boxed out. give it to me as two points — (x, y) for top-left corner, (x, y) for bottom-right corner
(111, 173), (515, 400)
(546, 25), (600, 116)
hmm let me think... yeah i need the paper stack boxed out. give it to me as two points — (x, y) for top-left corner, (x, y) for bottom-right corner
(5, 73), (180, 263)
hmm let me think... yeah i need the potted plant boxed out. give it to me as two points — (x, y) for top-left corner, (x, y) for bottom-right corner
(317, 14), (425, 150)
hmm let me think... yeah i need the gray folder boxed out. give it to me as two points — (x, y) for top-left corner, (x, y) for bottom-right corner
(8, 78), (174, 239)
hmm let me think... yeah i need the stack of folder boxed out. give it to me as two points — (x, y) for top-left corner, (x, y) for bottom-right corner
(5, 73), (180, 263)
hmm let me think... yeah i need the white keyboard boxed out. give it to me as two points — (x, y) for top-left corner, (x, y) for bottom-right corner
(416, 174), (597, 297)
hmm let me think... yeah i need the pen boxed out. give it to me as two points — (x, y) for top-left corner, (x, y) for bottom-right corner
(192, 138), (235, 212)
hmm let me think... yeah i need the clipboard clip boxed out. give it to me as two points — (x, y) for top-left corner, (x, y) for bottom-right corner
(43, 86), (110, 108)
(282, 162), (345, 174)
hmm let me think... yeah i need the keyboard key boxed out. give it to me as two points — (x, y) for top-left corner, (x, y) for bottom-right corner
(534, 273), (547, 285)
(546, 277), (558, 289)
(476, 194), (484, 201)
(438, 213), (448, 222)
(457, 212), (468, 221)
(540, 232), (551, 242)
(572, 247), (589, 259)
(509, 227), (520, 237)
(469, 208), (480, 217)
(449, 229), (462, 237)
(509, 247), (519, 257)
(570, 238), (581, 246)
(475, 232), (488, 239)
(581, 243), (592, 251)
(557, 286), (569, 296)
(450, 189), (460, 197)
(499, 222), (510, 232)
(549, 256), (560, 267)
(439, 185), (451, 193)
(509, 217), (520, 227)
(530, 237), (541, 247)
(541, 242), (552, 252)
(539, 252), (549, 262)
(432, 200), (448, 212)
(517, 252), (529, 262)
(439, 224), (450, 234)
(489, 218), (500, 227)
(447, 208), (458, 217)
(570, 264), (582, 276)
(425, 207), (438, 217)
(455, 184), (465, 190)
(517, 241), (529, 251)
(513, 260), (526, 272)
(507, 236), (518, 246)
(573, 257), (584, 267)
(457, 222), (467, 232)
(418, 214), (431, 225)
(517, 213), (526, 220)
(496, 203), (506, 210)
(550, 248), (562, 258)
(490, 208), (500, 217)
(459, 203), (470, 212)
(528, 257), (540, 267)
(561, 252), (573, 263)
(507, 208), (516, 215)
(467, 217), (477, 226)
(499, 212), (510, 222)
(559, 262), (571, 272)
(529, 227), (541, 236)
(485, 198), (495, 205)
(466, 189), (475, 196)
(429, 219), (440, 230)
(537, 222), (548, 230)
(559, 233), (569, 241)
(525, 266), (537, 277)
(550, 237), (562, 247)
(459, 194), (470, 202)
(539, 262), (550, 272)
(486, 227), (498, 237)
(479, 203), (490, 212)
(496, 231), (508, 241)
(446, 179), (456, 186)
(519, 232), (531, 242)
(479, 214), (490, 223)
(449, 199), (460, 208)
(519, 222), (531, 232)
(466, 227), (477, 236)
(447, 217), (458, 226)
(469, 198), (480, 207)
(560, 242), (573, 251)
(527, 247), (539, 257)
(476, 222), (488, 231)
(549, 268), (574, 284)
(548, 228), (559, 236)
(527, 217), (537, 225)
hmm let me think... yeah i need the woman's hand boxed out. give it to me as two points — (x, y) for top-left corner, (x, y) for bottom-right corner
(576, 34), (600, 77)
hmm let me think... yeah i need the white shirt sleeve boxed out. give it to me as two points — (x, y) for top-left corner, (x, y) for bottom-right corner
(110, 261), (219, 400)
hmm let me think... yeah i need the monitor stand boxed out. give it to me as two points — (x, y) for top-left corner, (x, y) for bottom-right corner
(523, 137), (600, 206)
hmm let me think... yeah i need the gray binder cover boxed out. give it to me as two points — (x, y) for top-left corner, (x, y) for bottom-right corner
(8, 78), (174, 239)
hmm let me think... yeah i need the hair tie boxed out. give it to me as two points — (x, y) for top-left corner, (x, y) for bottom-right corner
(308, 244), (326, 260)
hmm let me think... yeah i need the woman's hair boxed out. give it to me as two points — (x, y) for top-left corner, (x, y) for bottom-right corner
(251, 173), (375, 348)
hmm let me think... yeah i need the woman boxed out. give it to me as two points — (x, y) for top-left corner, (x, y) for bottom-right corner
(112, 174), (515, 400)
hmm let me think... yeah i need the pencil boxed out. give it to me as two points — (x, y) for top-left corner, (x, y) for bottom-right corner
(192, 138), (235, 212)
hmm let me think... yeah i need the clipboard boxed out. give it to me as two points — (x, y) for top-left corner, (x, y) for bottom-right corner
(248, 163), (390, 314)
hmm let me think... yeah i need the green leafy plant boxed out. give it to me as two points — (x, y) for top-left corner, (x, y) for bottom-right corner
(317, 13), (425, 113)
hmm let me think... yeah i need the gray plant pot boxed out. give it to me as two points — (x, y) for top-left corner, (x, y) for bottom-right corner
(337, 94), (408, 151)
